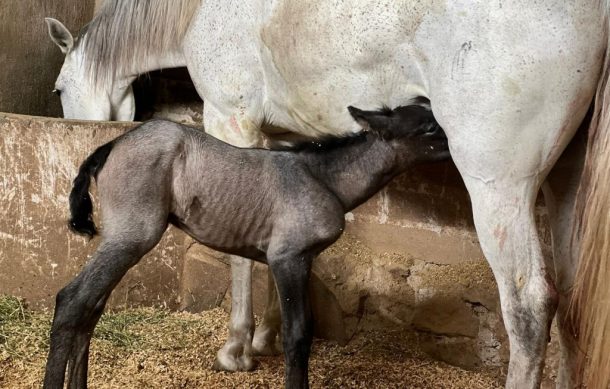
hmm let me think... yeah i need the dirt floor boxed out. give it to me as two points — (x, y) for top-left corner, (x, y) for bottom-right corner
(0, 296), (503, 388)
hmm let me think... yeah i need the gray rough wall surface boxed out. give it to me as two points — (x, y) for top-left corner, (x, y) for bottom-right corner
(0, 0), (94, 117)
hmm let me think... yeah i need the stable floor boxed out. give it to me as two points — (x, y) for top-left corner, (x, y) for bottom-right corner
(0, 296), (502, 388)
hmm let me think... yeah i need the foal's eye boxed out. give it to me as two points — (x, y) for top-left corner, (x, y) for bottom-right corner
(52, 89), (61, 97)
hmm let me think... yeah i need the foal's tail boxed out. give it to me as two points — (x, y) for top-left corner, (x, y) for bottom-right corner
(68, 141), (115, 237)
(571, 3), (610, 387)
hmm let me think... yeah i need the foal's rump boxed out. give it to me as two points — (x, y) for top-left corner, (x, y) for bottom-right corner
(69, 120), (188, 239)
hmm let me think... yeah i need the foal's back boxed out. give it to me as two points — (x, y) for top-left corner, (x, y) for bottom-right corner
(96, 120), (304, 259)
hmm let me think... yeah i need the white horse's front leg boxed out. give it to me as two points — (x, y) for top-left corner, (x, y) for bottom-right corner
(203, 104), (260, 371)
(213, 256), (256, 371)
(252, 271), (283, 356)
(202, 103), (283, 369)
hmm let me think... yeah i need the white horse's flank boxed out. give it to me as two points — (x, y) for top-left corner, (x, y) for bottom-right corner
(48, 1), (610, 387)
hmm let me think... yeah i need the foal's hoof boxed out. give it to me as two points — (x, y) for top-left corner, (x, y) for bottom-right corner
(212, 353), (258, 372)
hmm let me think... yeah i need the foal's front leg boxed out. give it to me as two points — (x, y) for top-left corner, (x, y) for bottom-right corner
(268, 253), (314, 389)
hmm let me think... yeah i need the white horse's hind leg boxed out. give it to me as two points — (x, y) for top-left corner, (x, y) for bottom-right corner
(542, 129), (587, 388)
(464, 176), (558, 387)
(437, 102), (591, 387)
(429, 7), (602, 383)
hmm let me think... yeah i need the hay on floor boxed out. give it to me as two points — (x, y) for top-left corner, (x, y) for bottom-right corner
(0, 296), (502, 388)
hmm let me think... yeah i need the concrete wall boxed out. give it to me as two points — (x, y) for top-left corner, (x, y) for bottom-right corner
(0, 113), (186, 309)
(0, 1), (95, 117)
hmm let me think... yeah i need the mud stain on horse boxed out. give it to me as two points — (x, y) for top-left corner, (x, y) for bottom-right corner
(493, 224), (508, 252)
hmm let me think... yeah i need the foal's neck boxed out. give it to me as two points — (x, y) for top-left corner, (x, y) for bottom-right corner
(298, 134), (401, 211)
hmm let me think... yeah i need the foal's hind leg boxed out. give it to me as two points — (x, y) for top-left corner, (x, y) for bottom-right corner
(66, 293), (110, 389)
(43, 231), (166, 389)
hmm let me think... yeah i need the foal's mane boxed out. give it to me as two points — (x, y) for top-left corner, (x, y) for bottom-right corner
(78, 0), (199, 88)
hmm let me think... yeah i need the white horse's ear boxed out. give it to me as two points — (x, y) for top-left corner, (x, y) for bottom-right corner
(45, 18), (74, 54)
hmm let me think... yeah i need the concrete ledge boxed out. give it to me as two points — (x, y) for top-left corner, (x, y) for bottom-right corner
(0, 113), (187, 309)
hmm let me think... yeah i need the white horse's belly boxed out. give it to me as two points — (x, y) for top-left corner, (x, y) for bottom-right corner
(187, 0), (603, 162)
(259, 0), (603, 173)
(259, 0), (447, 136)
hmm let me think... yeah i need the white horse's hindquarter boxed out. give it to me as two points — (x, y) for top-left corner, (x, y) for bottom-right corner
(426, 2), (604, 387)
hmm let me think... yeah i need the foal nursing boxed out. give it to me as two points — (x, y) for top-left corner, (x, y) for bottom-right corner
(44, 102), (449, 388)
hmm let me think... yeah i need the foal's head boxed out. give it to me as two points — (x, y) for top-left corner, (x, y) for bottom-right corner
(347, 101), (450, 164)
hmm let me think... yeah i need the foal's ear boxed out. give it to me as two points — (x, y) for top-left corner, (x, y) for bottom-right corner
(45, 18), (74, 54)
(347, 106), (390, 132)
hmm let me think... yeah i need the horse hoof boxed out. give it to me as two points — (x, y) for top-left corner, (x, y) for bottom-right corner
(212, 352), (258, 372)
(252, 339), (282, 356)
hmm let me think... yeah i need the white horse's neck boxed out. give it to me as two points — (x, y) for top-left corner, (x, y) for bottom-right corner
(114, 47), (186, 87)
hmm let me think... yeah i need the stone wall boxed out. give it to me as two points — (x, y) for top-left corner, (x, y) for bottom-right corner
(0, 0), (95, 117)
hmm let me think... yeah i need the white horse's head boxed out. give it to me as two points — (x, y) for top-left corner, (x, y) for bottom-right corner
(45, 18), (135, 121)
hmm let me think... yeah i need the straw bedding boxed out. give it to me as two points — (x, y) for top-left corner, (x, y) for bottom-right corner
(0, 296), (502, 388)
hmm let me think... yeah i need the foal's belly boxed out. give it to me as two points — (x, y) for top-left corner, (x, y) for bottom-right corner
(177, 217), (270, 262)
(170, 171), (276, 262)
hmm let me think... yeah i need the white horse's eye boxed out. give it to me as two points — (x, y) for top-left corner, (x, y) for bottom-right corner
(52, 89), (61, 96)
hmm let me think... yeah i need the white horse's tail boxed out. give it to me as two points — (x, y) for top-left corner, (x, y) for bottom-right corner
(571, 2), (610, 387)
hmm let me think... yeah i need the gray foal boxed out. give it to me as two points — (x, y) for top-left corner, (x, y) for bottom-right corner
(44, 102), (449, 389)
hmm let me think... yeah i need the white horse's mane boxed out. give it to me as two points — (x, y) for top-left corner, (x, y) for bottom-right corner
(78, 0), (199, 88)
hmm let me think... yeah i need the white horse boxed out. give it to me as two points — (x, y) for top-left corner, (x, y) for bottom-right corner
(47, 1), (610, 388)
